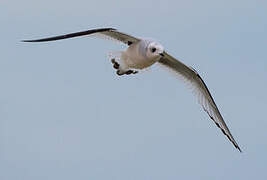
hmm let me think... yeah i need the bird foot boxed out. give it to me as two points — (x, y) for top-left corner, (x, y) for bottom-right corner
(111, 59), (120, 69)
(111, 59), (138, 76)
(116, 69), (138, 76)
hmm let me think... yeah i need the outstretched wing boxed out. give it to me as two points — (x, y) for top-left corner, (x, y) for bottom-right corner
(158, 52), (241, 152)
(22, 28), (140, 45)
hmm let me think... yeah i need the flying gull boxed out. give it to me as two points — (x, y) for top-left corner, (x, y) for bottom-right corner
(23, 28), (241, 152)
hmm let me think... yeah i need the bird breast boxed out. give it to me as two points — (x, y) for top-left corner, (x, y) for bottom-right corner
(122, 42), (157, 69)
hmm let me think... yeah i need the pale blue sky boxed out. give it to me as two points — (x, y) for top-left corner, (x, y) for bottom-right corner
(1, 0), (267, 179)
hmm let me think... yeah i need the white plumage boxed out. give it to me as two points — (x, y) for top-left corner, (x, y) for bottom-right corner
(23, 28), (241, 152)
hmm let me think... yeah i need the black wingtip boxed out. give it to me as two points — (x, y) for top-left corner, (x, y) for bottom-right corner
(21, 40), (34, 42)
(21, 27), (117, 43)
(236, 146), (242, 153)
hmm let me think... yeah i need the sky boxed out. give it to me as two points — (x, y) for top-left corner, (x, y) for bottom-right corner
(1, 0), (267, 179)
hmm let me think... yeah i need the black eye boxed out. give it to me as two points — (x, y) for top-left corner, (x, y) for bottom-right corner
(151, 47), (156, 53)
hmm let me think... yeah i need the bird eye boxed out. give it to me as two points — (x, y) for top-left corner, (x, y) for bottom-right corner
(151, 47), (156, 53)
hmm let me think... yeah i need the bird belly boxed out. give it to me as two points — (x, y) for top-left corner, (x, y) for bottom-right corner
(122, 45), (157, 70)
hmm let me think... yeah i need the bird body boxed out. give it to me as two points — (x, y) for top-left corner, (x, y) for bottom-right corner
(121, 39), (164, 71)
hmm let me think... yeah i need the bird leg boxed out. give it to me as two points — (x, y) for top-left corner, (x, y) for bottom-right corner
(125, 70), (138, 75)
(111, 58), (138, 76)
(111, 59), (120, 69)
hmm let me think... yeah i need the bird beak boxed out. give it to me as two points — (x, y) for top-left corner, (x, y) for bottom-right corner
(160, 53), (164, 57)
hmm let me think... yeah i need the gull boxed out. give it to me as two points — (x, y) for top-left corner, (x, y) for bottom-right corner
(23, 28), (241, 152)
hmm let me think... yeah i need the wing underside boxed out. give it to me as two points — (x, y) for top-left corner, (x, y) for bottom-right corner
(22, 28), (140, 45)
(158, 52), (241, 152)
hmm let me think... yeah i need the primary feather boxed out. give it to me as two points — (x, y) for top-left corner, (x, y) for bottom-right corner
(159, 52), (241, 152)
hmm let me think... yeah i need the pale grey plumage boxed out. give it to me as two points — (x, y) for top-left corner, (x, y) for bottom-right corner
(22, 28), (241, 152)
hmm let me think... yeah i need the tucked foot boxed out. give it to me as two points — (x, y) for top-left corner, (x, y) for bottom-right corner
(132, 70), (138, 74)
(111, 59), (120, 69)
(116, 69), (138, 76)
(116, 70), (124, 76)
(125, 70), (138, 75)
(111, 58), (138, 76)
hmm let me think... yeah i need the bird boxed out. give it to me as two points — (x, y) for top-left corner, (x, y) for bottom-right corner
(22, 27), (241, 152)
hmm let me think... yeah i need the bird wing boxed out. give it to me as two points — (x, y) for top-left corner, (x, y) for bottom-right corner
(22, 28), (140, 45)
(158, 51), (241, 152)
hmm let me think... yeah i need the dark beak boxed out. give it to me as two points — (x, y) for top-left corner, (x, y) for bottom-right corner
(160, 53), (164, 57)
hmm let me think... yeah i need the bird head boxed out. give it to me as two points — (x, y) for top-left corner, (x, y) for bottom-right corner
(146, 41), (164, 59)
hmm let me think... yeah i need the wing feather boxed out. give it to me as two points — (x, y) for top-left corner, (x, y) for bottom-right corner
(158, 52), (241, 152)
(22, 28), (140, 45)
